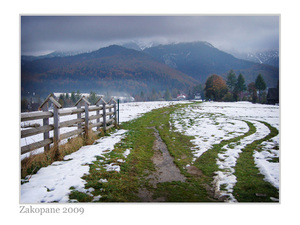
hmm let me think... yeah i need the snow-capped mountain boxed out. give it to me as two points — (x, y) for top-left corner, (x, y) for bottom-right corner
(229, 49), (279, 68)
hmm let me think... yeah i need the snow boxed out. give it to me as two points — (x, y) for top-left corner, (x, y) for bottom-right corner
(21, 101), (279, 203)
(171, 104), (249, 159)
(171, 101), (280, 202)
(21, 100), (186, 203)
(21, 100), (187, 160)
(21, 130), (127, 203)
(214, 120), (271, 202)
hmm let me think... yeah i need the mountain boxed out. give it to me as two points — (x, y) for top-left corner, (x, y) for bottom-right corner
(21, 50), (90, 63)
(229, 49), (279, 68)
(21, 45), (198, 96)
(143, 42), (279, 87)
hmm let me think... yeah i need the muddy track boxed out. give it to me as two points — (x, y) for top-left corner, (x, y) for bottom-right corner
(138, 127), (186, 202)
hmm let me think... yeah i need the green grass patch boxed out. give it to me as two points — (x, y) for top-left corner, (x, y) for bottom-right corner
(233, 121), (279, 202)
(69, 102), (216, 202)
(194, 120), (256, 181)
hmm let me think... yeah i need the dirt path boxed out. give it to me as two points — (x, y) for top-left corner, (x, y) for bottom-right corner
(138, 127), (186, 202)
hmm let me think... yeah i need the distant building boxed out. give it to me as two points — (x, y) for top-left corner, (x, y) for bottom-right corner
(177, 94), (187, 101)
(267, 88), (279, 105)
(194, 93), (202, 100)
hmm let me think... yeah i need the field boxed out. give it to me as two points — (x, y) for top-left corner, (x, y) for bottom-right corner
(20, 101), (279, 203)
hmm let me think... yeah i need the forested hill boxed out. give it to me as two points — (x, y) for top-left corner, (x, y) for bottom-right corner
(21, 45), (198, 96)
(143, 42), (279, 87)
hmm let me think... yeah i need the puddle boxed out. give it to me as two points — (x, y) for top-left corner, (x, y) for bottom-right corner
(138, 127), (186, 201)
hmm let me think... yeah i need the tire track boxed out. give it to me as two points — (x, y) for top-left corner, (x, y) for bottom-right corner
(233, 121), (279, 202)
(213, 120), (270, 202)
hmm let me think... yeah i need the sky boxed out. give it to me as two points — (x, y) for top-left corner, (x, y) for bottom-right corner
(21, 15), (279, 56)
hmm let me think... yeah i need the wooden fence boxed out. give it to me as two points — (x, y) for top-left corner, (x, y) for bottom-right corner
(21, 94), (118, 155)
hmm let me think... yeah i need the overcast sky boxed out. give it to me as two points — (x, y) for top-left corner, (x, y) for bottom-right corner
(21, 15), (279, 56)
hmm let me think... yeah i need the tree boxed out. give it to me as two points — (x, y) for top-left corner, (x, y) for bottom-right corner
(140, 91), (145, 101)
(58, 94), (65, 107)
(236, 73), (246, 100)
(255, 74), (267, 102)
(71, 91), (76, 104)
(88, 91), (97, 105)
(75, 90), (81, 102)
(21, 98), (29, 112)
(205, 74), (228, 101)
(226, 70), (237, 92)
(164, 88), (171, 101)
(248, 82), (257, 103)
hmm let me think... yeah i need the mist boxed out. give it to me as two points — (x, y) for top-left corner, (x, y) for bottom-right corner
(21, 16), (279, 56)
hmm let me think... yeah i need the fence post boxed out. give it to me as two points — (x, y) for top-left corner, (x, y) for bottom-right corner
(108, 97), (117, 127)
(113, 100), (117, 126)
(39, 93), (62, 148)
(95, 97), (102, 131)
(117, 99), (119, 126)
(77, 105), (82, 130)
(53, 105), (60, 144)
(75, 96), (91, 139)
(40, 96), (50, 151)
(95, 97), (107, 132)
(102, 101), (107, 131)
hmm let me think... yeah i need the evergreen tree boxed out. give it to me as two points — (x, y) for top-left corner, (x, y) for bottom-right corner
(58, 94), (65, 107)
(75, 90), (81, 102)
(236, 73), (246, 100)
(150, 88), (158, 101)
(140, 91), (144, 101)
(255, 74), (267, 102)
(71, 91), (76, 104)
(88, 91), (97, 104)
(226, 70), (237, 92)
(21, 98), (29, 112)
(164, 88), (171, 101)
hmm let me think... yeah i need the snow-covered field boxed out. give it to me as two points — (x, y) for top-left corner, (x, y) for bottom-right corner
(171, 101), (280, 202)
(20, 100), (187, 203)
(20, 101), (279, 203)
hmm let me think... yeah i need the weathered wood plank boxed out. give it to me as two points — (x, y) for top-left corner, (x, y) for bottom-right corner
(21, 138), (53, 154)
(102, 102), (106, 131)
(106, 118), (115, 124)
(90, 121), (103, 128)
(88, 114), (103, 121)
(106, 105), (114, 109)
(59, 128), (84, 140)
(84, 102), (89, 138)
(59, 118), (84, 128)
(59, 108), (84, 116)
(88, 106), (103, 112)
(113, 102), (117, 126)
(42, 104), (50, 151)
(53, 106), (60, 143)
(106, 111), (115, 116)
(21, 125), (54, 138)
(106, 124), (115, 130)
(21, 111), (53, 122)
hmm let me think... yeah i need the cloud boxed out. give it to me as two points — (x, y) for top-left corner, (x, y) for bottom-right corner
(21, 15), (279, 55)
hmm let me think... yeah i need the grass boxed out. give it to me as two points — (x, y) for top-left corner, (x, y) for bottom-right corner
(24, 102), (279, 203)
(21, 129), (102, 180)
(233, 121), (279, 202)
(69, 103), (214, 202)
(194, 120), (257, 182)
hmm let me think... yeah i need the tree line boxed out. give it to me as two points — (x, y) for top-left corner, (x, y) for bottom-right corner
(204, 70), (269, 103)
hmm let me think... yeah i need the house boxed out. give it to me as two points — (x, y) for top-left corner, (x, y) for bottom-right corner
(177, 94), (187, 101)
(194, 93), (202, 100)
(267, 88), (279, 105)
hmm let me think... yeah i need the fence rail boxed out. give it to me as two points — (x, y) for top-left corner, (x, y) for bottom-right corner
(21, 94), (118, 155)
